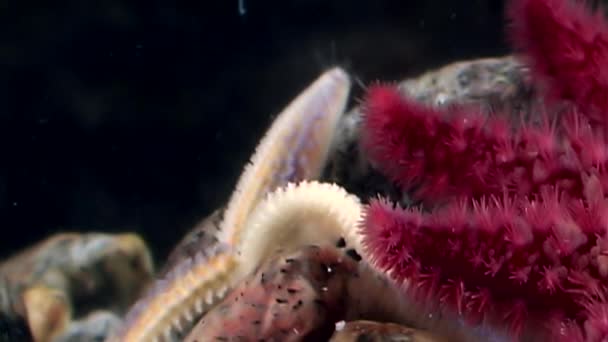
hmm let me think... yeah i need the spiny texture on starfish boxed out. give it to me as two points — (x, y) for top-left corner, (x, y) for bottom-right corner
(359, 0), (608, 340)
(362, 0), (608, 205)
(231, 181), (475, 340)
(235, 180), (363, 280)
(217, 67), (351, 248)
(362, 175), (608, 340)
(115, 243), (234, 342)
(507, 0), (608, 124)
(361, 84), (608, 204)
(112, 67), (351, 342)
(116, 181), (363, 342)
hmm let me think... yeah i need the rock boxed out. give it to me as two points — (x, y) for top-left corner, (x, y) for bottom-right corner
(0, 232), (153, 341)
(54, 311), (121, 342)
(0, 277), (33, 342)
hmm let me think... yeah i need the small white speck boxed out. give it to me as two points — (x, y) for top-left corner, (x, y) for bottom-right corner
(335, 321), (345, 331)
(321, 286), (328, 292)
(12, 202), (17, 206)
(435, 93), (448, 105)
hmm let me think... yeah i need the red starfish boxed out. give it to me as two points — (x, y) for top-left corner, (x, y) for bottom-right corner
(360, 0), (608, 340)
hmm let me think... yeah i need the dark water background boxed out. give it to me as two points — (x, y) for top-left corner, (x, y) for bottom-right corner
(1, 0), (507, 262)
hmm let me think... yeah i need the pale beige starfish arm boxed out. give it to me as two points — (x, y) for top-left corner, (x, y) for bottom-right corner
(218, 67), (351, 247)
(234, 180), (363, 280)
(111, 67), (351, 342)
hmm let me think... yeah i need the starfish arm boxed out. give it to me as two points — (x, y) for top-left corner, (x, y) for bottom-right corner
(508, 0), (608, 123)
(361, 84), (608, 204)
(218, 67), (351, 247)
(111, 67), (351, 342)
(114, 244), (235, 342)
(361, 182), (608, 341)
(235, 180), (363, 281)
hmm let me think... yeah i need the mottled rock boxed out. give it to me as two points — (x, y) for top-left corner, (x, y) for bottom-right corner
(0, 232), (153, 341)
(22, 284), (70, 342)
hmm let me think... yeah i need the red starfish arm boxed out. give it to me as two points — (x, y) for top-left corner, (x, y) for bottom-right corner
(508, 0), (608, 125)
